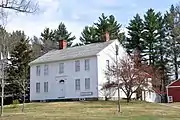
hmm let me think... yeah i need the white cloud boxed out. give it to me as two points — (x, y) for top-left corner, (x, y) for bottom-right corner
(2, 0), (178, 43)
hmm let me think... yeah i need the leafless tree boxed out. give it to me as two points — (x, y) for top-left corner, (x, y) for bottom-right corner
(0, 0), (39, 13)
(0, 0), (38, 116)
(104, 55), (161, 104)
(0, 6), (8, 117)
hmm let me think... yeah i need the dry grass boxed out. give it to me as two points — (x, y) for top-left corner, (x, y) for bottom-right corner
(1, 101), (180, 120)
(171, 102), (180, 108)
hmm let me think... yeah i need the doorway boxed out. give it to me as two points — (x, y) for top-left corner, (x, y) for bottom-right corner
(59, 80), (65, 98)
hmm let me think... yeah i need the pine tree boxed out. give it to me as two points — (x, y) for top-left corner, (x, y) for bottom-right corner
(80, 26), (99, 44)
(143, 9), (161, 65)
(164, 5), (180, 80)
(54, 22), (76, 47)
(80, 13), (123, 44)
(40, 27), (56, 53)
(40, 23), (76, 53)
(5, 38), (32, 112)
(125, 14), (145, 56)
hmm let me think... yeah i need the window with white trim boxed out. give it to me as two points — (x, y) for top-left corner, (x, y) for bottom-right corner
(75, 60), (80, 72)
(36, 65), (40, 76)
(85, 59), (90, 71)
(75, 79), (80, 90)
(59, 63), (64, 74)
(85, 78), (90, 90)
(36, 82), (40, 93)
(44, 82), (48, 92)
(44, 65), (48, 75)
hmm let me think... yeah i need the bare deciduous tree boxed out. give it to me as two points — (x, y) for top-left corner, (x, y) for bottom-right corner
(0, 0), (39, 13)
(104, 55), (161, 104)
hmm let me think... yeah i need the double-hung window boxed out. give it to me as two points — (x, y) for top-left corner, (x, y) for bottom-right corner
(85, 59), (90, 71)
(85, 78), (90, 90)
(75, 60), (80, 72)
(44, 65), (48, 75)
(36, 65), (40, 76)
(44, 82), (48, 93)
(59, 63), (64, 74)
(36, 82), (40, 93)
(75, 79), (80, 90)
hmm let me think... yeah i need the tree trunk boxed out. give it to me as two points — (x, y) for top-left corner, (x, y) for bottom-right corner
(22, 90), (25, 112)
(127, 96), (131, 103)
(117, 88), (121, 113)
(105, 96), (108, 101)
(1, 78), (4, 117)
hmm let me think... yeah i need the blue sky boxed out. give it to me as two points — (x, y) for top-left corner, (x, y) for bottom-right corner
(5, 0), (180, 41)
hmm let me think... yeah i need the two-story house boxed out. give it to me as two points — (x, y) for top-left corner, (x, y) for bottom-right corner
(29, 34), (161, 102)
(29, 33), (128, 101)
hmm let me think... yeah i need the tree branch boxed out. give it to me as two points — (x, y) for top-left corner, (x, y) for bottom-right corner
(0, 0), (39, 13)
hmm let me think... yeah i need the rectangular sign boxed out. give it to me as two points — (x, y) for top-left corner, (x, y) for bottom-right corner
(80, 92), (93, 96)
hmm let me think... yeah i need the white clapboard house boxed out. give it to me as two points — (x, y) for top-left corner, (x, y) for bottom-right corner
(29, 34), (161, 102)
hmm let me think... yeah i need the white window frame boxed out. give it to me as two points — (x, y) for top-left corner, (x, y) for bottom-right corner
(85, 78), (90, 90)
(75, 60), (80, 72)
(36, 65), (40, 76)
(44, 64), (49, 76)
(36, 82), (40, 93)
(75, 79), (80, 90)
(59, 63), (64, 74)
(85, 59), (90, 71)
(44, 82), (48, 93)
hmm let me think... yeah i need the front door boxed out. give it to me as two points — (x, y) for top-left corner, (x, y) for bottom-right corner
(59, 80), (65, 98)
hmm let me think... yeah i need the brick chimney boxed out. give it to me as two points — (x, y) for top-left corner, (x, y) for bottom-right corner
(105, 32), (110, 42)
(59, 40), (67, 49)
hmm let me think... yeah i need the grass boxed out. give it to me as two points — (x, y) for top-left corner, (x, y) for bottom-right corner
(170, 102), (180, 108)
(1, 100), (180, 120)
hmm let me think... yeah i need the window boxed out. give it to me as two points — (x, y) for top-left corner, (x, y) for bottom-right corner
(44, 65), (48, 75)
(36, 65), (40, 76)
(75, 60), (80, 72)
(59, 63), (64, 73)
(85, 78), (90, 90)
(44, 82), (48, 93)
(85, 59), (90, 71)
(75, 79), (80, 90)
(106, 60), (110, 69)
(36, 82), (40, 93)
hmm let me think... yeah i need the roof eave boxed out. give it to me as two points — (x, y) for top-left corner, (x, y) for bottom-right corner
(29, 55), (97, 66)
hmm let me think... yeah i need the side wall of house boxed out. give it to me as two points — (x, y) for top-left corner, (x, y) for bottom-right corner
(30, 56), (98, 101)
(97, 40), (136, 100)
(142, 90), (161, 103)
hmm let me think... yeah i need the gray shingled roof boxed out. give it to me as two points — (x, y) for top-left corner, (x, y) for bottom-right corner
(29, 40), (115, 65)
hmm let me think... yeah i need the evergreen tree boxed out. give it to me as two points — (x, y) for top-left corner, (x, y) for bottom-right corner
(8, 30), (27, 52)
(5, 38), (32, 111)
(125, 14), (145, 56)
(80, 13), (123, 44)
(54, 22), (76, 47)
(143, 9), (161, 65)
(40, 23), (76, 53)
(80, 26), (99, 44)
(164, 5), (180, 80)
(40, 28), (56, 53)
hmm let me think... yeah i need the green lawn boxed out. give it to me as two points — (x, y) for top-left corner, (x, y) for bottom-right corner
(1, 101), (180, 120)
